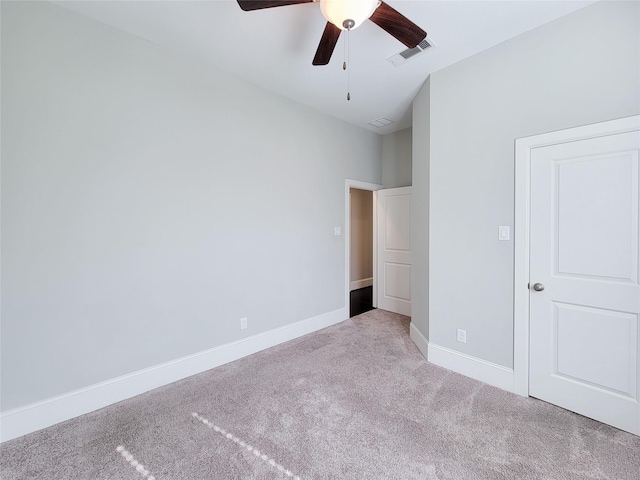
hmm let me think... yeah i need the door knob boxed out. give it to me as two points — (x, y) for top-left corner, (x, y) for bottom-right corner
(532, 283), (545, 292)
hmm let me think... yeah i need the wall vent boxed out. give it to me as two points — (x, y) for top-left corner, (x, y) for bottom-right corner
(387, 37), (434, 67)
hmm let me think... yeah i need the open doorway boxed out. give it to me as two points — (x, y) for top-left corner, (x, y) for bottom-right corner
(349, 188), (375, 317)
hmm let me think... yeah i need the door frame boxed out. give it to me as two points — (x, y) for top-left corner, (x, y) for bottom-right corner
(345, 179), (383, 314)
(513, 115), (640, 397)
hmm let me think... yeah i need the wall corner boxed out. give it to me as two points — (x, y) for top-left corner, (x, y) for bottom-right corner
(409, 321), (429, 359)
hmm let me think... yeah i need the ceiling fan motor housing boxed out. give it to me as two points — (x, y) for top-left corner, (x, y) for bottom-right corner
(320, 0), (380, 30)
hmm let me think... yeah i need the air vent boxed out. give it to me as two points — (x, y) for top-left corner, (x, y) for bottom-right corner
(399, 47), (422, 60)
(387, 37), (435, 67)
(368, 117), (394, 128)
(417, 39), (431, 50)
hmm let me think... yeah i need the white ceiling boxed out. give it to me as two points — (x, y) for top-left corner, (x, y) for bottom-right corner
(54, 0), (595, 135)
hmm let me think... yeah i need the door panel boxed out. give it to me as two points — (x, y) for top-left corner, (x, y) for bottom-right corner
(556, 153), (638, 281)
(529, 130), (640, 435)
(377, 187), (412, 316)
(384, 195), (411, 252)
(554, 302), (636, 395)
(384, 263), (411, 301)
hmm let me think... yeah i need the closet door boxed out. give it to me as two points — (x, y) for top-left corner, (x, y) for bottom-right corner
(529, 130), (640, 435)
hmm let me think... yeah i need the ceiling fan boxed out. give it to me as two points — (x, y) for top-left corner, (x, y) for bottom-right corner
(237, 0), (427, 66)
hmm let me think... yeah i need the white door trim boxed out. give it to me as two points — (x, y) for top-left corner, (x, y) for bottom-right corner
(513, 115), (640, 397)
(345, 180), (383, 313)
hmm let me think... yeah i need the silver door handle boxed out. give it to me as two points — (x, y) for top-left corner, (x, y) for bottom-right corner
(532, 283), (545, 292)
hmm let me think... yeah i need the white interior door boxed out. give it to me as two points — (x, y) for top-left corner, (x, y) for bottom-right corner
(529, 130), (640, 435)
(376, 186), (411, 316)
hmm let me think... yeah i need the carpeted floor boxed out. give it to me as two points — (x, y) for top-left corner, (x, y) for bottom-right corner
(1, 309), (639, 479)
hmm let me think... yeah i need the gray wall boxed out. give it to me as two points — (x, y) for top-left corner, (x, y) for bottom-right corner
(413, 0), (640, 368)
(381, 128), (412, 188)
(349, 189), (373, 288)
(411, 79), (430, 337)
(1, 1), (382, 411)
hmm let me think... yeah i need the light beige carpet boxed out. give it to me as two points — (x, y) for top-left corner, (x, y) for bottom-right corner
(1, 309), (639, 479)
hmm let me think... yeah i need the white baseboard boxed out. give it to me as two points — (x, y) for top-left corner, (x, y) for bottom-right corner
(0, 307), (348, 443)
(427, 342), (515, 393)
(409, 322), (429, 358)
(350, 277), (373, 291)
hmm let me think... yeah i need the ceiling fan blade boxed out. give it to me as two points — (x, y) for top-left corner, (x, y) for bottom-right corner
(237, 0), (313, 12)
(369, 1), (426, 48)
(312, 22), (341, 66)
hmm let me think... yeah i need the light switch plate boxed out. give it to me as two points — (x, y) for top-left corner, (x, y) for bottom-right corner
(499, 226), (510, 241)
(334, 227), (341, 236)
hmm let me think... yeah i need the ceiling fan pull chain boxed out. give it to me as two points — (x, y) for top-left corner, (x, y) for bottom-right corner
(343, 26), (347, 71)
(346, 27), (351, 101)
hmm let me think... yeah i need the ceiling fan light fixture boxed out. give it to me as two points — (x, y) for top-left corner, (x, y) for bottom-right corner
(320, 0), (380, 30)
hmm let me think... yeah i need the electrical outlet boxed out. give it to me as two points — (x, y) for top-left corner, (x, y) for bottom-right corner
(240, 317), (247, 330)
(457, 329), (467, 344)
